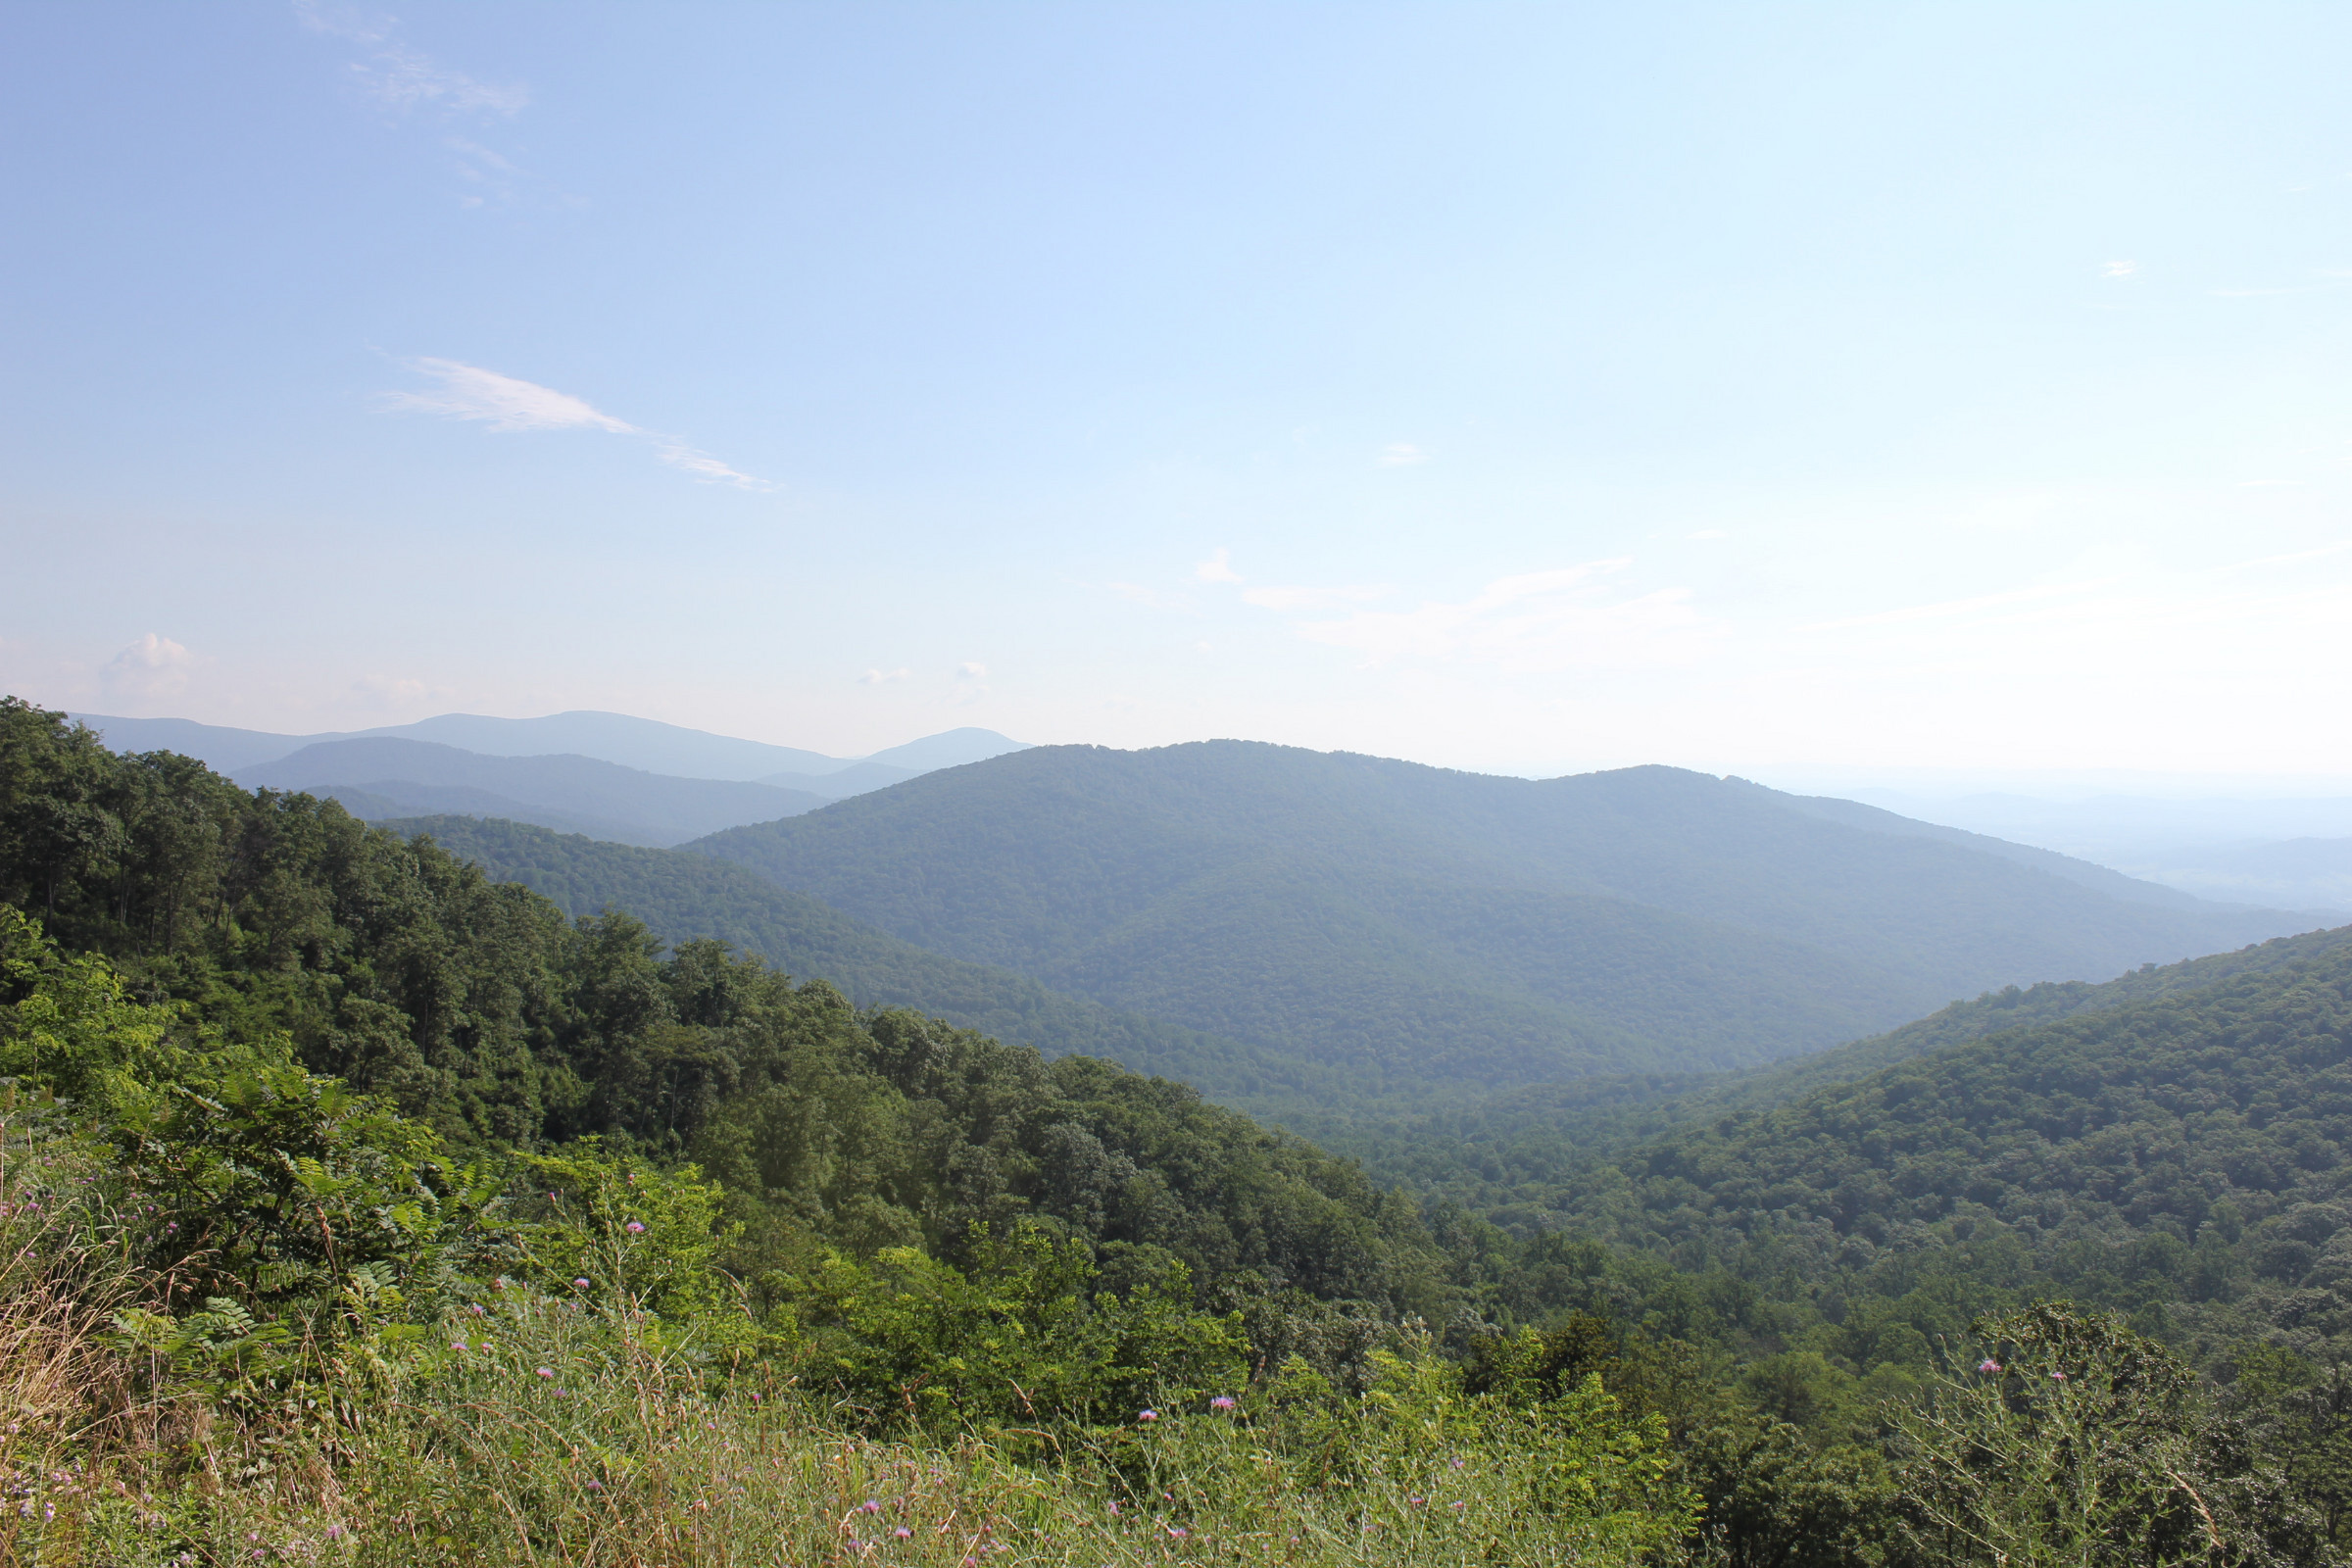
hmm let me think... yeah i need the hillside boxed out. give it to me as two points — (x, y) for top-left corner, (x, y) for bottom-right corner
(1349, 920), (2352, 1190)
(240, 737), (826, 846)
(381, 814), (1359, 1111)
(688, 741), (2319, 1083)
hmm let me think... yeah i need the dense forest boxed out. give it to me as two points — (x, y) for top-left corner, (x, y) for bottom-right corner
(688, 741), (2312, 1082)
(4, 697), (2350, 1565)
(382, 812), (1359, 1116)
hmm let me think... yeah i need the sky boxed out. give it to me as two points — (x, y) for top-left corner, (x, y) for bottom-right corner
(6, 2), (2352, 784)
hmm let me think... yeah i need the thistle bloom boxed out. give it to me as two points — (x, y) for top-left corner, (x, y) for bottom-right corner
(573, 1278), (591, 1289)
(2051, 1371), (2067, 1382)
(626, 1221), (645, 1233)
(536, 1367), (555, 1378)
(1209, 1396), (1237, 1411)
(1137, 1408), (1158, 1422)
(893, 1528), (913, 1539)
(450, 1342), (467, 1352)
(1978, 1359), (2002, 1373)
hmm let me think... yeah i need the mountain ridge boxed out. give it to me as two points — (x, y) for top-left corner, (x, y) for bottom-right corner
(687, 741), (2321, 1084)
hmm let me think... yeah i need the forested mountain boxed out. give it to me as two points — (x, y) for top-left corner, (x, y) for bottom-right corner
(381, 813), (1358, 1112)
(1343, 922), (2352, 1165)
(239, 737), (826, 845)
(690, 741), (2318, 1083)
(1398, 941), (2352, 1380)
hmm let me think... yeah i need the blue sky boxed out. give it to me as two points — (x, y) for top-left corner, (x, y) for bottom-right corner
(6, 2), (2352, 780)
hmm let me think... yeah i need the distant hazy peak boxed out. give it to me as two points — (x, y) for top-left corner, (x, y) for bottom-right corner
(68, 708), (1027, 785)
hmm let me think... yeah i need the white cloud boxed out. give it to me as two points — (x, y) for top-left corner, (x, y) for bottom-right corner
(101, 634), (196, 700)
(860, 667), (911, 685)
(1240, 583), (1390, 611)
(383, 358), (773, 489)
(2103, 260), (2136, 278)
(1194, 548), (1243, 584)
(295, 2), (528, 117)
(1377, 443), (1431, 466)
(1293, 560), (1717, 673)
(651, 440), (768, 489)
(957, 661), (989, 680)
(1689, 529), (1729, 540)
(385, 358), (635, 433)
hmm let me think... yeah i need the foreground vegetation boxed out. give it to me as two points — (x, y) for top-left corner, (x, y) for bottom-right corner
(4, 696), (2349, 1563)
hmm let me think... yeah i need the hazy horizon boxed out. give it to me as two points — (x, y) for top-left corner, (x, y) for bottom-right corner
(9, 3), (2352, 784)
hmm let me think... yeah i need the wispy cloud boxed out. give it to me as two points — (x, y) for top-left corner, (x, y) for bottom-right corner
(296, 2), (528, 115)
(957, 661), (988, 680)
(1194, 548), (1243, 584)
(102, 634), (196, 700)
(1377, 443), (1430, 466)
(385, 358), (631, 432)
(860, 667), (911, 685)
(2102, 260), (2136, 278)
(295, 2), (558, 208)
(1293, 560), (1716, 673)
(383, 358), (773, 490)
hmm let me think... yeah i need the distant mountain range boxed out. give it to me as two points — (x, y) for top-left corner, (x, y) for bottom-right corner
(70, 709), (1026, 784)
(685, 742), (2328, 1086)
(70, 710), (1028, 847)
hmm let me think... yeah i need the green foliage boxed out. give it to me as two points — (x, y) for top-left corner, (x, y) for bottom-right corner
(1889, 1303), (2326, 1565)
(768, 1225), (1248, 1431)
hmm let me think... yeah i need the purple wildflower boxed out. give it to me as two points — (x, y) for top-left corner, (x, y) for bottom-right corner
(1978, 1359), (2002, 1373)
(536, 1367), (555, 1378)
(625, 1221), (645, 1233)
(1138, 1408), (1158, 1422)
(572, 1278), (591, 1290)
(1209, 1396), (1237, 1411)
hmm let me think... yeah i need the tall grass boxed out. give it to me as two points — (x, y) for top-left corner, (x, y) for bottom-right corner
(0, 1259), (1693, 1568)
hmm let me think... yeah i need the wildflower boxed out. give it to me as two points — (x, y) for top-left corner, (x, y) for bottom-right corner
(324, 1526), (342, 1540)
(573, 1278), (591, 1290)
(893, 1528), (912, 1539)
(1978, 1359), (2002, 1373)
(450, 1342), (467, 1352)
(585, 1480), (603, 1492)
(1168, 1528), (1188, 1540)
(1107, 1502), (1119, 1516)
(1138, 1408), (1158, 1422)
(1209, 1396), (1237, 1411)
(536, 1368), (555, 1378)
(1450, 1501), (1466, 1509)
(2051, 1371), (2067, 1382)
(1449, 1457), (1464, 1469)
(1407, 1496), (1426, 1506)
(862, 1499), (882, 1513)
(625, 1221), (645, 1234)
(468, 1303), (484, 1315)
